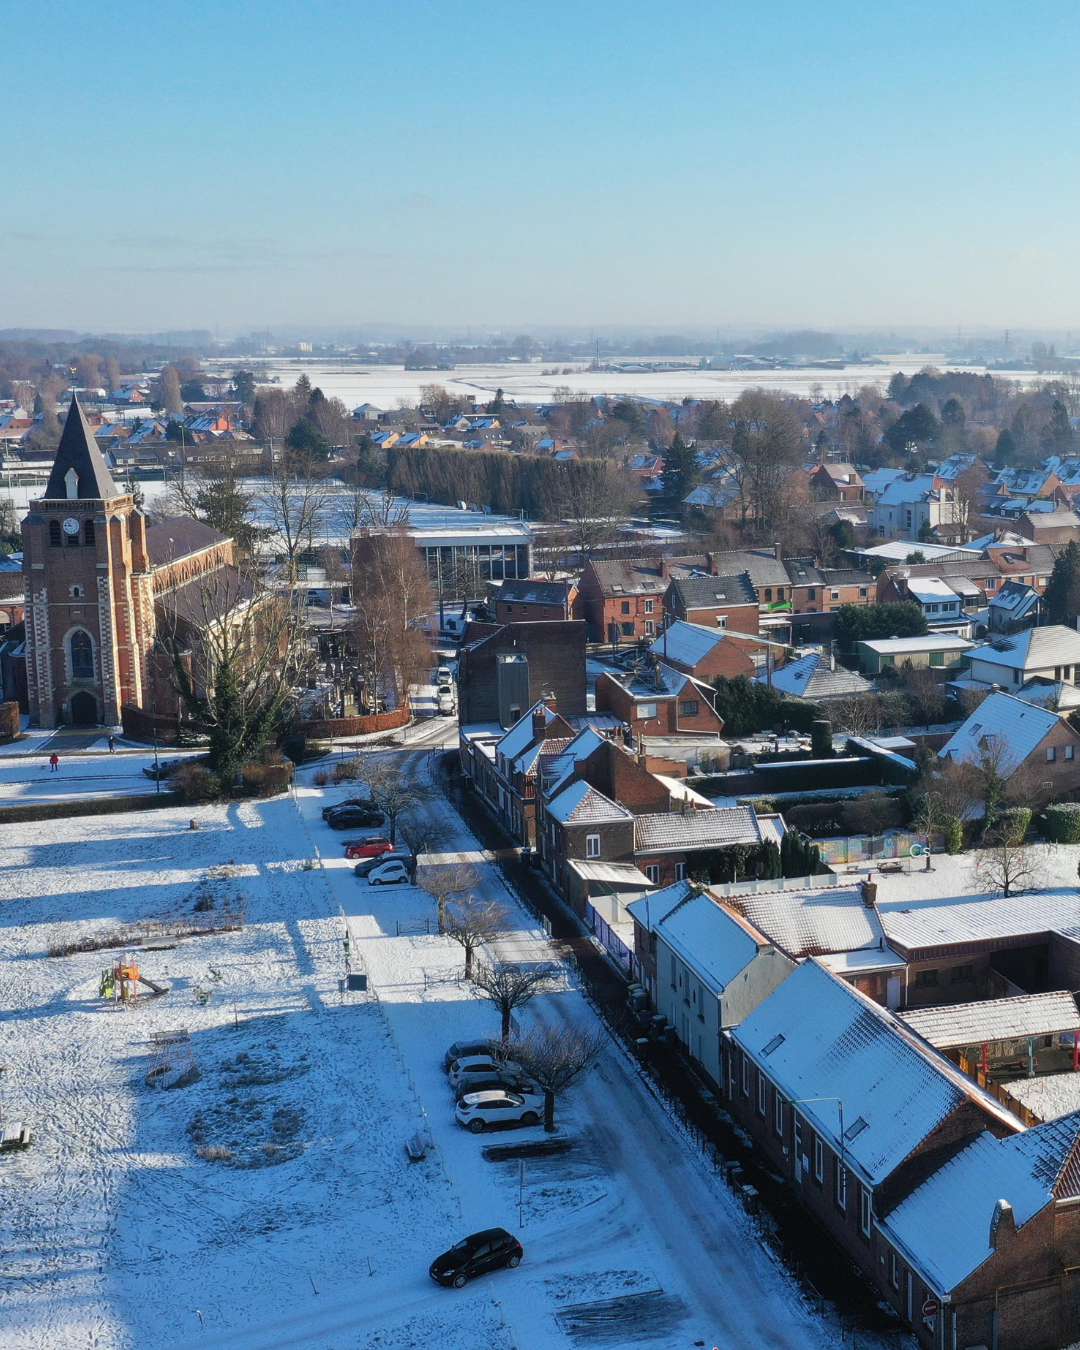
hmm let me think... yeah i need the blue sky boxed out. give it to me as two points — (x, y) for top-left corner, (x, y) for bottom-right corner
(3, 1), (1080, 334)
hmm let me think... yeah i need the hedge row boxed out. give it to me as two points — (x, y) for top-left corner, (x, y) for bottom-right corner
(0, 791), (183, 824)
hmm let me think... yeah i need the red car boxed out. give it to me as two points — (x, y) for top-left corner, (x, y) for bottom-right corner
(344, 836), (394, 860)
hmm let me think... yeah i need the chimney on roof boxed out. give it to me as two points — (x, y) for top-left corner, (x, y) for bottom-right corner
(531, 704), (547, 740)
(860, 879), (878, 908)
(707, 551), (719, 576)
(990, 1199), (1015, 1252)
(774, 541), (783, 562)
(543, 692), (557, 713)
(659, 556), (670, 580)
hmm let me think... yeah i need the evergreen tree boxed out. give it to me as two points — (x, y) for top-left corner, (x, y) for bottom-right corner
(883, 403), (939, 455)
(1044, 398), (1075, 455)
(834, 601), (927, 651)
(1044, 539), (1080, 627)
(758, 838), (782, 879)
(285, 417), (331, 461)
(294, 373), (312, 398)
(660, 431), (699, 503)
(993, 427), (1016, 469)
(940, 397), (966, 428)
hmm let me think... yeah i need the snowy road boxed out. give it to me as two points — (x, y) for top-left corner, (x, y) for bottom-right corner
(304, 748), (831, 1350)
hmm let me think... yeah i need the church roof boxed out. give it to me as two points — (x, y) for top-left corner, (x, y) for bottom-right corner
(146, 517), (228, 566)
(44, 396), (121, 501)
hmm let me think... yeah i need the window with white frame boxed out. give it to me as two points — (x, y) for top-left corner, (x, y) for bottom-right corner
(1068, 745), (1075, 761)
(835, 1161), (847, 1211)
(674, 861), (686, 881)
(774, 1090), (783, 1136)
(637, 703), (657, 719)
(741, 1053), (749, 1096)
(670, 954), (677, 988)
(585, 833), (601, 858)
(1048, 746), (1057, 762)
(646, 864), (660, 884)
(813, 1136), (824, 1182)
(889, 1250), (900, 1290)
(716, 615), (728, 628)
(644, 599), (654, 614)
(859, 1185), (871, 1238)
(757, 1072), (766, 1116)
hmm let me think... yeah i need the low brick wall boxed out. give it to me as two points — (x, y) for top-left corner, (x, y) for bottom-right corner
(297, 708), (409, 738)
(121, 705), (193, 745)
(0, 701), (19, 744)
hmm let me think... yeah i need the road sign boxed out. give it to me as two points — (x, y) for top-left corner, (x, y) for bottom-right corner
(922, 1297), (940, 1318)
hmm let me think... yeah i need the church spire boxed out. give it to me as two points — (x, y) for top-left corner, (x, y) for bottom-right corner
(43, 394), (121, 501)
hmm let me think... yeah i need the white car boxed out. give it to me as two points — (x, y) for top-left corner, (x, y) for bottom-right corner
(436, 666), (453, 684)
(437, 686), (456, 716)
(366, 858), (411, 886)
(456, 1089), (545, 1133)
(447, 1054), (504, 1087)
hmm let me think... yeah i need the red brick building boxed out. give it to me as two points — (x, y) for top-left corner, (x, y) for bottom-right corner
(493, 577), (576, 624)
(594, 659), (725, 738)
(577, 555), (706, 644)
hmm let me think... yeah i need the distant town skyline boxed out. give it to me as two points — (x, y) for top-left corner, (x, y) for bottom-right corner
(4, 0), (1080, 332)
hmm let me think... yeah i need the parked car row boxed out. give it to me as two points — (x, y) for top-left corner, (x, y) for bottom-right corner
(444, 1041), (544, 1134)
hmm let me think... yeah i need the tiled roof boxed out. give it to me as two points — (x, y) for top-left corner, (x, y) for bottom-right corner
(726, 882), (892, 959)
(878, 887), (1080, 953)
(495, 701), (554, 761)
(634, 806), (760, 853)
(588, 556), (705, 596)
(900, 992), (1080, 1050)
(495, 578), (573, 605)
(146, 517), (228, 566)
(703, 549), (789, 588)
(670, 573), (758, 611)
(765, 651), (876, 701)
(546, 779), (633, 825)
(730, 960), (1021, 1188)
(883, 1113), (1080, 1291)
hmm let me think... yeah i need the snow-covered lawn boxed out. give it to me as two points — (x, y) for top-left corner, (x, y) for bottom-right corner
(0, 760), (838, 1350)
(0, 750), (206, 803)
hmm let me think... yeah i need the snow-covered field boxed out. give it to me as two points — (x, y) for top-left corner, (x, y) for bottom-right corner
(0, 752), (839, 1350)
(202, 355), (1045, 413)
(1010, 1071), (1080, 1121)
(0, 749), (204, 803)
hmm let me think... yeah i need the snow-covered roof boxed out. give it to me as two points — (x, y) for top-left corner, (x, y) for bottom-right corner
(861, 468), (906, 498)
(968, 625), (1080, 671)
(764, 651), (876, 701)
(878, 887), (1080, 954)
(541, 725), (610, 793)
(653, 775), (714, 807)
(655, 892), (772, 994)
(626, 879), (696, 930)
(857, 540), (980, 562)
(906, 577), (961, 605)
(546, 780), (633, 825)
(859, 634), (976, 655)
(900, 992), (1080, 1050)
(647, 621), (729, 669)
(938, 691), (1060, 775)
(875, 473), (936, 506)
(724, 882), (899, 961)
(989, 581), (1040, 616)
(495, 701), (553, 761)
(634, 807), (760, 854)
(566, 860), (654, 888)
(883, 1113), (1080, 1292)
(731, 960), (1021, 1187)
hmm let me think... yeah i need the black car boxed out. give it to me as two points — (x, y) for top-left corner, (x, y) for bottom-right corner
(429, 1228), (523, 1288)
(321, 797), (378, 820)
(442, 1038), (495, 1072)
(143, 758), (181, 781)
(353, 851), (416, 879)
(327, 807), (385, 829)
(454, 1069), (537, 1103)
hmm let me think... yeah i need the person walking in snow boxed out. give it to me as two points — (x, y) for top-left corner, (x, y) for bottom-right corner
(108, 735), (115, 753)
(49, 753), (59, 772)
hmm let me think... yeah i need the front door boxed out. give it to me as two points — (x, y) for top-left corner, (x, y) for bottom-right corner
(69, 691), (98, 726)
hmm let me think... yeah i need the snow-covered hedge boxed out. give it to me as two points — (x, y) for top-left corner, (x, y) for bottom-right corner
(1043, 802), (1080, 844)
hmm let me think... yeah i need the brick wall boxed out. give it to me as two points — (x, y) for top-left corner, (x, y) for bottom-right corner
(458, 622), (587, 724)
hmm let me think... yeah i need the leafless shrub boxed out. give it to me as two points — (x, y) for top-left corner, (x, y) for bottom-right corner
(418, 862), (478, 935)
(195, 1144), (234, 1162)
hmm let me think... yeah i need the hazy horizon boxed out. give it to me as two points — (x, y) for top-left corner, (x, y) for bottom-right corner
(5, 1), (1080, 334)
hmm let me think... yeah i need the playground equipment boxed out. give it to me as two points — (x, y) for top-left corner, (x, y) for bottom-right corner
(99, 958), (170, 1005)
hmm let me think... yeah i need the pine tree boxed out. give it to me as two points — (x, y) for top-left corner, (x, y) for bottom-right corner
(993, 427), (1017, 469)
(1044, 540), (1080, 627)
(660, 431), (699, 503)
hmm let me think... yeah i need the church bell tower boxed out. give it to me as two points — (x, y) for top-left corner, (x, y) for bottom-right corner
(21, 396), (152, 728)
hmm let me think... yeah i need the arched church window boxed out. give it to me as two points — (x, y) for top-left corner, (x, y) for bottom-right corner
(49, 520), (62, 548)
(84, 520), (95, 547)
(70, 631), (94, 679)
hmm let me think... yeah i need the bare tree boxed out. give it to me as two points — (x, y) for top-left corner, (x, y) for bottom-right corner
(363, 754), (431, 848)
(350, 532), (433, 714)
(843, 791), (901, 857)
(507, 1023), (606, 1132)
(394, 809), (445, 862)
(829, 695), (883, 738)
(542, 462), (638, 558)
(417, 861), (477, 935)
(258, 452), (333, 584)
(472, 960), (558, 1040)
(972, 830), (1045, 898)
(333, 482), (410, 537)
(444, 896), (510, 978)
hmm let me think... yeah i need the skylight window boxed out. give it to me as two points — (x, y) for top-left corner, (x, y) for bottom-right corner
(843, 1116), (869, 1142)
(761, 1033), (786, 1057)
